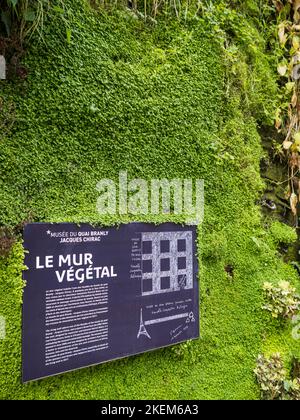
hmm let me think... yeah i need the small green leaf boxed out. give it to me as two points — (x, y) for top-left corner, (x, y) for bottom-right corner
(277, 63), (287, 77)
(66, 28), (72, 44)
(53, 6), (64, 14)
(284, 380), (291, 392)
(251, 236), (261, 248)
(24, 10), (36, 22)
(1, 11), (11, 37)
(8, 0), (18, 7)
(285, 82), (295, 93)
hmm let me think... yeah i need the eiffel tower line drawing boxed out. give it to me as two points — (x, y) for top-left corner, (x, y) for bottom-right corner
(137, 308), (151, 339)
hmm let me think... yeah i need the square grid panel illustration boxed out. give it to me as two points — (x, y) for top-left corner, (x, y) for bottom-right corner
(141, 231), (193, 296)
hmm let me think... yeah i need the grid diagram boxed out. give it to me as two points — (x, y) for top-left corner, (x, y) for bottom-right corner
(141, 231), (193, 296)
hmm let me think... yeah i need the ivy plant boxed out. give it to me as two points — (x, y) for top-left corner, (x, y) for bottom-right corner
(262, 280), (300, 319)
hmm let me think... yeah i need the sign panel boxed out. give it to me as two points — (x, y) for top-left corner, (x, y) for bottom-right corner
(22, 223), (199, 382)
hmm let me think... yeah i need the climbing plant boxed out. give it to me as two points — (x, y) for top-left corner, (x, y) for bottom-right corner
(262, 280), (300, 319)
(273, 0), (300, 226)
(0, 0), (48, 42)
(0, 1), (73, 79)
(254, 353), (300, 400)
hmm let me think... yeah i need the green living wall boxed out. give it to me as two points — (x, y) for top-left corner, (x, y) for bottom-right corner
(0, 0), (299, 399)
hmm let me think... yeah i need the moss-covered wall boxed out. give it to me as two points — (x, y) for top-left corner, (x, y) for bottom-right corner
(0, 0), (299, 399)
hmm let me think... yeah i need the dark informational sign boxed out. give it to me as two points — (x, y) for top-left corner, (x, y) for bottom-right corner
(22, 223), (199, 382)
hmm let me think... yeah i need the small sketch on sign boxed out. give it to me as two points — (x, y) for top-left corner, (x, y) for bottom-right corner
(137, 231), (195, 339)
(186, 312), (195, 323)
(141, 231), (193, 296)
(137, 309), (151, 339)
(178, 274), (187, 290)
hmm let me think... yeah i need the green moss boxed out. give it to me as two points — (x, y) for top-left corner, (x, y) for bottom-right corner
(269, 221), (298, 246)
(0, 0), (299, 400)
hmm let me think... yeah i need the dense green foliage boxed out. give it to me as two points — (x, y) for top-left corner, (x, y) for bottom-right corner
(0, 0), (299, 399)
(255, 353), (300, 400)
(263, 281), (300, 320)
(254, 353), (286, 400)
